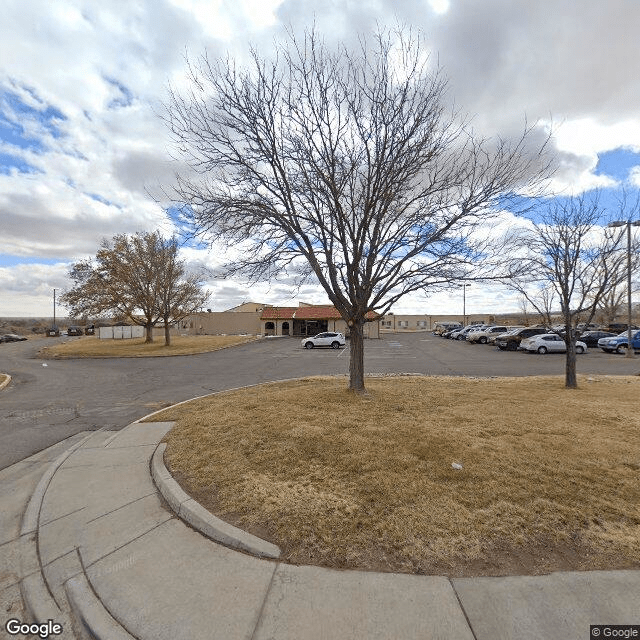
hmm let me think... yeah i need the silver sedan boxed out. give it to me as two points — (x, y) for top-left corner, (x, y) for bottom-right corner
(520, 333), (587, 354)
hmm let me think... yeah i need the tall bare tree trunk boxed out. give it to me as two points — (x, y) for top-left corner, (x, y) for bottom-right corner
(164, 318), (171, 346)
(145, 323), (153, 343)
(564, 316), (577, 388)
(565, 344), (577, 388)
(349, 320), (366, 393)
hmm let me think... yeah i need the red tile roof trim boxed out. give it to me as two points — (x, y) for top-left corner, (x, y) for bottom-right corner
(259, 307), (297, 319)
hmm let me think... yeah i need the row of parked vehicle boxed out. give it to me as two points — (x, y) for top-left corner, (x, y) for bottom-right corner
(432, 321), (640, 354)
(0, 334), (28, 343)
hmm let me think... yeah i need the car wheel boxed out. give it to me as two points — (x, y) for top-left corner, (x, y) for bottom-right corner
(507, 342), (517, 351)
(575, 345), (584, 354)
(537, 346), (547, 354)
(305, 342), (314, 349)
(479, 337), (487, 344)
(331, 341), (340, 349)
(457, 335), (465, 340)
(616, 344), (628, 354)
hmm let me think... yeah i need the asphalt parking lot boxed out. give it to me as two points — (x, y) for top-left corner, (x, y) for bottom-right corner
(1, 332), (638, 469)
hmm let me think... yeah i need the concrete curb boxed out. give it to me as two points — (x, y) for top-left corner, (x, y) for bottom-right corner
(0, 373), (11, 390)
(151, 443), (281, 559)
(19, 431), (100, 627)
(20, 573), (73, 633)
(135, 375), (340, 424)
(65, 573), (135, 640)
(21, 432), (96, 535)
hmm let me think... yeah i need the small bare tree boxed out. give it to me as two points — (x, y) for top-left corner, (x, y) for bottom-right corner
(506, 194), (629, 388)
(62, 232), (208, 345)
(165, 28), (552, 392)
(156, 236), (208, 346)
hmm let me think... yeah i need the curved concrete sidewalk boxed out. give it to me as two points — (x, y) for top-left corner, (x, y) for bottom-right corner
(18, 420), (640, 640)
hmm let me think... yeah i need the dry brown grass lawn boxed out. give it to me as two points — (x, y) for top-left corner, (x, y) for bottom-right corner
(40, 335), (257, 358)
(154, 375), (640, 577)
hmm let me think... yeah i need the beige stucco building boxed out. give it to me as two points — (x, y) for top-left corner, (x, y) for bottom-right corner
(380, 312), (530, 331)
(260, 304), (380, 338)
(179, 302), (381, 338)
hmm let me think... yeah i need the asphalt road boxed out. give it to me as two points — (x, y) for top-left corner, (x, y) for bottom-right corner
(1, 333), (638, 470)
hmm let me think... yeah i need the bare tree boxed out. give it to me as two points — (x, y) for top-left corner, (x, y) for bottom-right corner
(593, 274), (636, 326)
(61, 232), (208, 345)
(156, 236), (208, 346)
(165, 28), (552, 392)
(506, 194), (629, 388)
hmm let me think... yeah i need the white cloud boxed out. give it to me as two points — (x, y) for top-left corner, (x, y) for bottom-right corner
(1, 0), (640, 316)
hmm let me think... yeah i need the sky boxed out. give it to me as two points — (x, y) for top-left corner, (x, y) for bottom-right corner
(1, 0), (640, 317)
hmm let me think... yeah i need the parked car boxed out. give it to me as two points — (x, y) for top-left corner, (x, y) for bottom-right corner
(487, 326), (524, 344)
(576, 322), (600, 332)
(577, 330), (617, 348)
(448, 324), (485, 341)
(495, 326), (549, 351)
(520, 333), (587, 354)
(301, 332), (346, 349)
(466, 326), (509, 344)
(598, 330), (640, 354)
(67, 326), (84, 336)
(605, 323), (639, 333)
(433, 322), (462, 336)
(0, 334), (28, 343)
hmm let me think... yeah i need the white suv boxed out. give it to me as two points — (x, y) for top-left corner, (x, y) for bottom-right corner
(301, 332), (346, 349)
(466, 326), (509, 344)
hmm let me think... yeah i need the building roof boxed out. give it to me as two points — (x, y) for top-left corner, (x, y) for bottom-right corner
(293, 305), (343, 320)
(260, 304), (379, 321)
(260, 306), (297, 319)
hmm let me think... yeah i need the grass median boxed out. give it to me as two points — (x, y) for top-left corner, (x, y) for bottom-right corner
(40, 334), (258, 358)
(0, 373), (9, 388)
(152, 374), (640, 577)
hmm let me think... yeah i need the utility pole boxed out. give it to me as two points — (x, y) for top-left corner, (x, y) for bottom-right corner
(608, 220), (640, 358)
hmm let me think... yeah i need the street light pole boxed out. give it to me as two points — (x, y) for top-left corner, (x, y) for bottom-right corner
(626, 221), (633, 358)
(608, 219), (640, 358)
(460, 283), (471, 326)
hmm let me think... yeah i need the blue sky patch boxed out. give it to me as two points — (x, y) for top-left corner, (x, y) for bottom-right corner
(86, 192), (119, 208)
(0, 87), (66, 151)
(166, 205), (209, 249)
(0, 117), (41, 150)
(0, 151), (39, 174)
(0, 254), (62, 267)
(104, 77), (134, 109)
(594, 147), (640, 181)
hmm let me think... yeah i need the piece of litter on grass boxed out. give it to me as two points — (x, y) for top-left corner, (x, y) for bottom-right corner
(451, 462), (463, 470)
